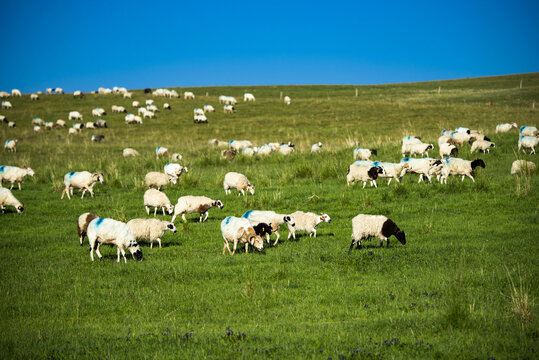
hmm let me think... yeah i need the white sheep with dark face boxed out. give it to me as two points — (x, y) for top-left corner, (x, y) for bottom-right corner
(241, 210), (295, 246)
(221, 216), (264, 255)
(350, 214), (406, 251)
(87, 218), (143, 262)
(127, 219), (177, 249)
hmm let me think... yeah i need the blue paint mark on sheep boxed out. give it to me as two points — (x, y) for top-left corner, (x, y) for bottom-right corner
(402, 158), (410, 162)
(0, 165), (5, 172)
(224, 216), (232, 224)
(68, 172), (75, 178)
(520, 126), (526, 132)
(242, 210), (253, 219)
(95, 218), (104, 227)
(229, 140), (234, 144)
(520, 136), (525, 140)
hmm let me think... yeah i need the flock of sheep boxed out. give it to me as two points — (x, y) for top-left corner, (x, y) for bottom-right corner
(1, 87), (537, 262)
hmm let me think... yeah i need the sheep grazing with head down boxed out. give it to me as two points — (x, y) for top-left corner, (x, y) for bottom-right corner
(353, 148), (377, 160)
(511, 160), (535, 176)
(311, 142), (323, 153)
(68, 111), (83, 121)
(204, 105), (215, 113)
(184, 91), (195, 100)
(143, 188), (174, 216)
(164, 163), (188, 184)
(2, 101), (12, 110)
(287, 212), (331, 240)
(223, 105), (236, 113)
(127, 219), (177, 249)
(518, 136), (539, 154)
(171, 196), (224, 223)
(61, 171), (104, 199)
(4, 139), (18, 152)
(439, 158), (486, 184)
(400, 158), (442, 183)
(402, 142), (434, 157)
(155, 147), (169, 159)
(0, 187), (24, 214)
(229, 140), (253, 151)
(77, 212), (99, 245)
(372, 161), (410, 185)
(223, 172), (254, 196)
(0, 165), (35, 190)
(439, 142), (458, 157)
(284, 96), (291, 105)
(495, 123), (518, 133)
(350, 214), (406, 252)
(87, 218), (143, 262)
(470, 140), (495, 153)
(145, 172), (173, 190)
(346, 162), (384, 188)
(221, 216), (264, 255)
(242, 210), (295, 245)
(123, 148), (139, 158)
(244, 93), (256, 102)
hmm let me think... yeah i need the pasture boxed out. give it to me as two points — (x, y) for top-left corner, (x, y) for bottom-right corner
(0, 73), (538, 359)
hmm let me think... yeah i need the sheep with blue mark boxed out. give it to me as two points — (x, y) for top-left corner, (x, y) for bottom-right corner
(87, 218), (143, 262)
(203, 105), (215, 113)
(0, 165), (35, 190)
(61, 171), (104, 199)
(401, 142), (434, 157)
(439, 158), (486, 184)
(346, 161), (385, 188)
(400, 158), (443, 183)
(519, 126), (538, 137)
(241, 210), (295, 245)
(518, 136), (539, 154)
(156, 147), (169, 159)
(350, 214), (406, 251)
(127, 219), (177, 249)
(164, 163), (188, 183)
(4, 139), (18, 152)
(470, 139), (495, 153)
(221, 216), (264, 255)
(353, 148), (377, 160)
(372, 161), (410, 185)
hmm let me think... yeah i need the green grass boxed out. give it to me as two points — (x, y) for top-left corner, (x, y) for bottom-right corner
(1, 73), (538, 359)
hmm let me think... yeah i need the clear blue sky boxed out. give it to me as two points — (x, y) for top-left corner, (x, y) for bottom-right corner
(1, 0), (537, 93)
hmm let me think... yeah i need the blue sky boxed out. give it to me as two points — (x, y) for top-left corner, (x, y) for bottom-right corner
(0, 0), (537, 92)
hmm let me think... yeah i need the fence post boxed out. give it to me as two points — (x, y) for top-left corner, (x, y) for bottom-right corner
(280, 91), (283, 100)
(355, 88), (358, 97)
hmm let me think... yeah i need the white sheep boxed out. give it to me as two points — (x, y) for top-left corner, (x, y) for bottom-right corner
(143, 188), (174, 216)
(287, 212), (331, 239)
(520, 126), (538, 137)
(219, 95), (227, 104)
(439, 158), (486, 184)
(68, 111), (83, 121)
(0, 187), (24, 214)
(184, 91), (195, 100)
(164, 163), (188, 183)
(223, 172), (255, 196)
(163, 103), (171, 110)
(194, 108), (204, 116)
(132, 101), (140, 108)
(510, 160), (535, 175)
(2, 101), (13, 110)
(8, 121), (15, 128)
(123, 92), (132, 99)
(156, 147), (169, 159)
(147, 104), (158, 112)
(33, 125), (41, 133)
(399, 158), (442, 183)
(95, 119), (106, 128)
(208, 139), (229, 147)
(73, 123), (84, 130)
(221, 216), (264, 255)
(32, 118), (45, 126)
(11, 89), (21, 96)
(449, 131), (473, 146)
(402, 136), (423, 145)
(455, 127), (470, 134)
(127, 219), (177, 248)
(223, 105), (236, 113)
(241, 147), (258, 156)
(30, 93), (39, 101)
(4, 139), (18, 152)
(45, 122), (55, 130)
(438, 135), (455, 148)
(495, 123), (518, 133)
(125, 114), (143, 124)
(87, 218), (143, 262)
(311, 142), (323, 153)
(171, 196), (224, 223)
(225, 96), (237, 105)
(279, 144), (295, 155)
(0, 166), (35, 190)
(55, 88), (64, 94)
(46, 88), (53, 95)
(73, 90), (84, 98)
(85, 122), (96, 129)
(284, 96), (291, 105)
(194, 114), (208, 123)
(372, 161), (410, 185)
(56, 119), (66, 127)
(518, 136), (539, 154)
(401, 142), (434, 157)
(144, 172), (173, 189)
(244, 93), (255, 102)
(68, 128), (79, 135)
(439, 142), (458, 157)
(61, 171), (104, 199)
(350, 214), (406, 251)
(229, 140), (253, 151)
(353, 148), (377, 160)
(470, 139), (495, 153)
(346, 162), (384, 188)
(0, 91), (9, 98)
(123, 148), (139, 158)
(204, 105), (215, 113)
(77, 212), (99, 245)
(241, 210), (296, 245)
(143, 110), (155, 119)
(171, 153), (183, 162)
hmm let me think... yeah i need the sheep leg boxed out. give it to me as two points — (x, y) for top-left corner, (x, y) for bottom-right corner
(162, 207), (166, 216)
(96, 243), (103, 260)
(203, 212), (209, 222)
(121, 248), (127, 263)
(418, 174), (423, 183)
(386, 238), (390, 248)
(241, 189), (245, 196)
(17, 182), (21, 191)
(9, 183), (13, 190)
(232, 240), (238, 255)
(222, 242), (228, 255)
(362, 182), (366, 189)
(154, 207), (157, 216)
(157, 238), (161, 248)
(182, 214), (187, 223)
(61, 186), (69, 199)
(150, 240), (153, 249)
(245, 243), (249, 253)
(70, 187), (74, 196)
(266, 233), (270, 243)
(372, 180), (377, 188)
(466, 173), (475, 182)
(117, 247), (121, 262)
(273, 231), (280, 246)
(348, 240), (357, 253)
(81, 188), (87, 199)
(387, 178), (392, 186)
(312, 229), (317, 238)
(145, 206), (150, 215)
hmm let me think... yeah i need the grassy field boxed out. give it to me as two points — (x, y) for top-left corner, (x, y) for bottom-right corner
(0, 73), (538, 359)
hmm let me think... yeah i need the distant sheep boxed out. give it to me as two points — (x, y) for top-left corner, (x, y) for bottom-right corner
(163, 103), (171, 110)
(400, 158), (442, 183)
(125, 114), (142, 124)
(32, 118), (45, 126)
(2, 101), (12, 110)
(0, 91), (9, 98)
(284, 96), (291, 105)
(73, 123), (84, 130)
(511, 160), (535, 175)
(372, 161), (410, 185)
(194, 108), (204, 116)
(11, 89), (21, 97)
(439, 158), (486, 184)
(56, 120), (66, 127)
(164, 163), (188, 184)
(346, 162), (384, 188)
(194, 114), (208, 123)
(132, 101), (140, 107)
(68, 128), (79, 135)
(279, 144), (295, 155)
(244, 93), (255, 102)
(225, 96), (237, 105)
(184, 91), (195, 100)
(350, 214), (406, 251)
(0, 187), (24, 214)
(208, 139), (229, 147)
(87, 218), (143, 262)
(7, 121), (15, 128)
(123, 148), (139, 158)
(127, 219), (177, 248)
(77, 212), (99, 245)
(241, 210), (296, 245)
(4, 139), (18, 152)
(241, 147), (257, 156)
(171, 153), (183, 162)
(223, 105), (236, 113)
(401, 142), (434, 157)
(520, 126), (538, 137)
(353, 148), (377, 160)
(73, 90), (84, 98)
(91, 134), (105, 143)
(85, 122), (96, 129)
(33, 125), (41, 133)
(287, 211), (331, 239)
(61, 171), (104, 199)
(470, 140), (495, 153)
(219, 95), (227, 104)
(439, 142), (458, 157)
(123, 92), (132, 99)
(95, 119), (107, 128)
(221, 216), (264, 255)
(171, 196), (223, 223)
(155, 147), (169, 159)
(143, 188), (174, 216)
(0, 165), (35, 190)
(144, 172), (172, 190)
(30, 93), (39, 101)
(68, 111), (83, 121)
(223, 172), (254, 195)
(229, 140), (253, 151)
(495, 123), (518, 133)
(55, 88), (64, 94)
(221, 149), (236, 160)
(45, 122), (56, 130)
(518, 136), (539, 154)
(311, 142), (323, 153)
(204, 105), (215, 113)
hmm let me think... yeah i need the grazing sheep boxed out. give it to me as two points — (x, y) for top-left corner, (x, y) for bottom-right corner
(125, 114), (143, 124)
(127, 219), (177, 248)
(311, 142), (323, 153)
(204, 105), (215, 113)
(143, 110), (155, 119)
(85, 122), (96, 129)
(73, 90), (84, 98)
(55, 88), (64, 94)
(33, 125), (41, 133)
(77, 212), (99, 245)
(402, 136), (423, 145)
(2, 101), (13, 110)
(45, 122), (56, 130)
(438, 135), (456, 148)
(144, 88), (152, 94)
(184, 91), (195, 100)
(132, 101), (140, 107)
(350, 214), (406, 251)
(171, 196), (224, 223)
(468, 130), (491, 142)
(68, 128), (79, 135)
(61, 171), (104, 199)
(123, 148), (139, 158)
(46, 88), (53, 95)
(439, 142), (458, 157)
(346, 162), (384, 188)
(156, 147), (169, 159)
(221, 149), (236, 160)
(0, 187), (24, 214)
(30, 93), (39, 101)
(0, 115), (5, 123)
(143, 188), (174, 216)
(91, 134), (105, 143)
(11, 89), (21, 97)
(455, 127), (470, 134)
(279, 144), (295, 155)
(221, 216), (264, 255)
(229, 140), (253, 151)
(208, 139), (229, 147)
(223, 172), (255, 195)
(73, 123), (84, 130)
(68, 111), (83, 121)
(194, 114), (208, 123)
(253, 222), (272, 238)
(95, 119), (107, 128)
(284, 96), (291, 105)
(0, 166), (35, 190)
(87, 218), (143, 262)
(450, 131), (473, 146)
(241, 210), (296, 245)
(56, 119), (66, 127)
(402, 142), (434, 157)
(400, 157), (443, 183)
(32, 118), (45, 126)
(7, 121), (15, 128)
(123, 92), (132, 99)
(0, 91), (9, 98)
(219, 95), (227, 104)
(4, 139), (18, 152)
(520, 126), (538, 137)
(163, 103), (171, 110)
(145, 99), (154, 106)
(287, 212), (331, 239)
(241, 147), (258, 156)
(225, 96), (237, 105)
(470, 140), (495, 153)
(147, 104), (159, 112)
(439, 158), (486, 184)
(372, 161), (410, 185)
(112, 105), (126, 113)
(194, 108), (204, 116)
(164, 163), (188, 184)
(353, 148), (377, 160)
(144, 172), (172, 190)
(171, 153), (183, 162)
(518, 136), (539, 154)
(244, 93), (256, 102)
(496, 123), (518, 133)
(511, 160), (536, 175)
(223, 105), (236, 113)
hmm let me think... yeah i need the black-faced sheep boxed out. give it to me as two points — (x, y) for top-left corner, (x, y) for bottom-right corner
(349, 214), (406, 251)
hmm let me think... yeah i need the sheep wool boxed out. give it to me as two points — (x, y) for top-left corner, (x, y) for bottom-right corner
(145, 172), (171, 190)
(77, 212), (99, 245)
(61, 171), (104, 199)
(350, 214), (406, 251)
(518, 136), (539, 154)
(470, 140), (495, 153)
(144, 188), (174, 216)
(372, 161), (409, 185)
(4, 139), (18, 152)
(439, 142), (458, 157)
(242, 210), (295, 245)
(346, 163), (383, 188)
(353, 148), (377, 160)
(0, 165), (35, 190)
(221, 216), (264, 255)
(0, 187), (24, 214)
(519, 126), (538, 137)
(223, 172), (254, 196)
(87, 218), (143, 262)
(287, 211), (331, 239)
(496, 123), (518, 133)
(127, 219), (177, 248)
(510, 160), (536, 175)
(123, 148), (139, 158)
(171, 196), (224, 223)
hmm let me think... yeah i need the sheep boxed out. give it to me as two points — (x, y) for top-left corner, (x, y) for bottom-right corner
(91, 134), (105, 143)
(85, 122), (96, 129)
(520, 126), (538, 137)
(145, 99), (154, 106)
(518, 136), (539, 154)
(0, 91), (9, 98)
(125, 114), (142, 124)
(346, 162), (384, 188)
(112, 105), (126, 113)
(400, 157), (443, 183)
(132, 101), (140, 107)
(68, 111), (83, 121)
(127, 219), (177, 249)
(402, 136), (423, 145)
(33, 125), (41, 133)
(194, 108), (204, 116)
(0, 187), (24, 214)
(144, 88), (152, 94)
(138, 107), (147, 115)
(279, 144), (295, 155)
(61, 171), (104, 199)
(241, 210), (296, 245)
(223, 105), (236, 113)
(77, 212), (99, 245)
(4, 139), (18, 152)
(455, 127), (470, 134)
(163, 103), (171, 110)
(92, 108), (106, 116)
(32, 118), (45, 126)
(7, 121), (15, 128)
(73, 123), (84, 130)
(95, 119), (107, 128)
(438, 135), (455, 147)
(208, 139), (229, 147)
(164, 163), (188, 184)
(45, 122), (56, 130)
(229, 140), (253, 151)
(123, 148), (139, 158)
(439, 158), (486, 184)
(55, 119), (66, 127)
(284, 96), (291, 105)
(311, 142), (323, 153)
(401, 142), (434, 157)
(184, 91), (195, 100)
(244, 93), (255, 102)
(143, 188), (174, 216)
(470, 139), (495, 153)
(353, 148), (377, 160)
(241, 147), (258, 156)
(2, 101), (13, 110)
(0, 166), (35, 190)
(144, 172), (173, 190)
(147, 104), (159, 112)
(253, 222), (272, 239)
(30, 93), (39, 101)
(87, 218), (143, 262)
(221, 149), (236, 160)
(219, 95), (227, 104)
(171, 153), (183, 162)
(194, 114), (208, 123)
(68, 128), (79, 135)
(143, 110), (155, 119)
(73, 90), (84, 98)
(287, 212), (331, 239)
(223, 172), (255, 195)
(511, 160), (536, 175)
(123, 92), (132, 99)
(350, 214), (406, 251)
(468, 130), (491, 142)
(450, 131), (473, 146)
(46, 88), (53, 95)
(0, 115), (5, 123)
(372, 161), (410, 185)
(11, 89), (21, 97)
(171, 196), (224, 223)
(204, 105), (215, 113)
(496, 123), (518, 133)
(156, 147), (169, 159)
(221, 216), (264, 255)
(225, 96), (237, 105)
(440, 142), (458, 157)
(54, 88), (64, 94)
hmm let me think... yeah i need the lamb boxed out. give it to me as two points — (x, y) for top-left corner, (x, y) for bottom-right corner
(284, 96), (291, 105)
(156, 147), (169, 159)
(311, 142), (323, 153)
(439, 158), (486, 183)
(204, 105), (215, 113)
(4, 139), (18, 152)
(30, 93), (39, 101)
(2, 101), (13, 110)
(127, 219), (177, 248)
(123, 148), (139, 158)
(171, 196), (224, 223)
(496, 123), (518, 133)
(520, 126), (538, 137)
(164, 163), (188, 183)
(77, 212), (99, 245)
(439, 142), (458, 157)
(0, 187), (24, 214)
(223, 172), (255, 195)
(372, 161), (410, 185)
(87, 218), (143, 262)
(221, 216), (264, 255)
(184, 91), (195, 100)
(223, 105), (236, 113)
(61, 171), (104, 199)
(91, 134), (105, 143)
(95, 119), (107, 128)
(56, 119), (66, 127)
(400, 158), (443, 183)
(286, 212), (331, 239)
(470, 139), (495, 153)
(241, 210), (296, 245)
(401, 142), (434, 157)
(0, 166), (35, 190)
(350, 214), (406, 251)
(144, 172), (173, 190)
(510, 160), (536, 175)
(518, 136), (539, 154)
(353, 148), (377, 160)
(68, 111), (83, 121)
(143, 188), (174, 216)
(244, 93), (256, 102)
(11, 89), (21, 96)
(221, 149), (236, 160)
(229, 140), (253, 151)
(194, 108), (205, 116)
(346, 162), (384, 188)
